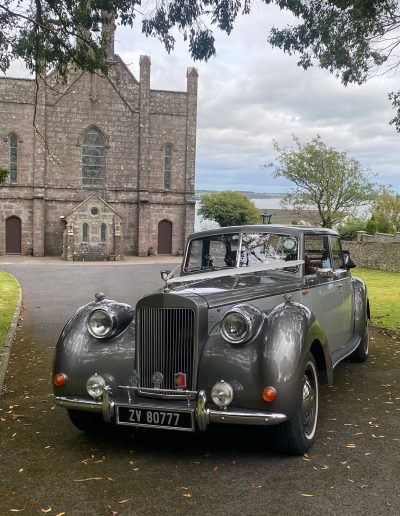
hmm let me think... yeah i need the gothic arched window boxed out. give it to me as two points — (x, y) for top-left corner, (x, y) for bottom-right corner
(100, 223), (107, 243)
(164, 144), (172, 190)
(82, 223), (89, 242)
(82, 128), (104, 186)
(9, 134), (18, 184)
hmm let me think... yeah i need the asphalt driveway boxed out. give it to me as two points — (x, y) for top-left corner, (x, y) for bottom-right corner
(0, 261), (399, 515)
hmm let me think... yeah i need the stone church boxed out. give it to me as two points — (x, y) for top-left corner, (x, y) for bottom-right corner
(0, 28), (197, 259)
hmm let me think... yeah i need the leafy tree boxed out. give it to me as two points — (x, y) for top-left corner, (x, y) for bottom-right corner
(198, 191), (260, 227)
(337, 217), (367, 241)
(0, 0), (249, 81)
(1, 2), (399, 102)
(266, 1), (400, 132)
(266, 135), (378, 228)
(367, 187), (400, 234)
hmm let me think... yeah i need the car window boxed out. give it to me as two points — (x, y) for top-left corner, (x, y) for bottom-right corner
(185, 234), (241, 271)
(304, 235), (331, 275)
(240, 233), (298, 267)
(331, 236), (345, 270)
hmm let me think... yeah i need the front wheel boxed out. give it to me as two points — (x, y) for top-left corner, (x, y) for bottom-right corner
(67, 409), (109, 433)
(272, 353), (319, 455)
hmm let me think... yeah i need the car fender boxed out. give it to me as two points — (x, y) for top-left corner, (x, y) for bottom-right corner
(53, 298), (135, 398)
(198, 300), (331, 418)
(260, 300), (331, 418)
(352, 277), (369, 337)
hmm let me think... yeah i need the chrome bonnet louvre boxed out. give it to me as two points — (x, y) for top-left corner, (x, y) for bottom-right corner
(137, 307), (196, 390)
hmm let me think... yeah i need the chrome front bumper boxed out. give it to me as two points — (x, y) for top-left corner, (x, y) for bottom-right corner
(54, 388), (288, 429)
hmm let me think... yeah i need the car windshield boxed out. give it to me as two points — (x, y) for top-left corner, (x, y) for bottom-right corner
(184, 232), (299, 273)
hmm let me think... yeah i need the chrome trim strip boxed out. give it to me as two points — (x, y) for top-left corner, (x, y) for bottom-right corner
(332, 336), (362, 369)
(54, 396), (102, 412)
(118, 385), (198, 400)
(208, 409), (287, 426)
(169, 260), (305, 285)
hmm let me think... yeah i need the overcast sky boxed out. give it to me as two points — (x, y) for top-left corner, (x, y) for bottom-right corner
(7, 4), (400, 194)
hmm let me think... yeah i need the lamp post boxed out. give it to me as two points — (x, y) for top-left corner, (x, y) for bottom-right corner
(261, 210), (272, 224)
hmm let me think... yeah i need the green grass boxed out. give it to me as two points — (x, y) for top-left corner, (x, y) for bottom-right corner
(0, 271), (20, 356)
(353, 268), (400, 332)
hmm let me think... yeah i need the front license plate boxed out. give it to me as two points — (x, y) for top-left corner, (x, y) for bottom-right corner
(117, 406), (194, 431)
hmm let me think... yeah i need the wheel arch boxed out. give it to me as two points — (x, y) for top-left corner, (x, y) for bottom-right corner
(309, 339), (333, 385)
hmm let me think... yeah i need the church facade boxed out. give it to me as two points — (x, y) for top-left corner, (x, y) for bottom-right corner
(0, 41), (197, 259)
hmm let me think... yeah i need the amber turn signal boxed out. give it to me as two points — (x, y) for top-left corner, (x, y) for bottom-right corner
(53, 373), (67, 387)
(262, 386), (277, 402)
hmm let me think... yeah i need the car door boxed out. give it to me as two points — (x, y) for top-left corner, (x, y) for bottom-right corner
(304, 234), (346, 353)
(330, 235), (353, 345)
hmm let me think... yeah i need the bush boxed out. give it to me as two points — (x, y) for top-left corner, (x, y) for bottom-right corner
(337, 218), (367, 240)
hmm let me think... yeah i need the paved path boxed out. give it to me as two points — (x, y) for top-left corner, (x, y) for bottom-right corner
(0, 262), (399, 515)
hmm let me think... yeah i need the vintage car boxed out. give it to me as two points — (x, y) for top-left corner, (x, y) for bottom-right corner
(53, 225), (369, 454)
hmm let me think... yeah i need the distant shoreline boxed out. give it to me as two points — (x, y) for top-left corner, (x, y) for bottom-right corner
(195, 191), (285, 200)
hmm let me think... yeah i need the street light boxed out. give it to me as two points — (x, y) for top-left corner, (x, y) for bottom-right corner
(261, 210), (272, 224)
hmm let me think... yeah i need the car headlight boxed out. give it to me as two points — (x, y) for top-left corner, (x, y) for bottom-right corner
(87, 309), (116, 339)
(220, 309), (253, 344)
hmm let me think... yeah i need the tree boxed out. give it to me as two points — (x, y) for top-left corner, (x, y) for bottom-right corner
(2, 2), (400, 126)
(266, 1), (400, 132)
(367, 187), (400, 234)
(198, 191), (260, 227)
(266, 135), (378, 228)
(0, 0), (249, 81)
(337, 217), (367, 240)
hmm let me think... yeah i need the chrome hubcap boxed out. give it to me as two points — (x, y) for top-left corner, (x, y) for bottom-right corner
(302, 369), (317, 438)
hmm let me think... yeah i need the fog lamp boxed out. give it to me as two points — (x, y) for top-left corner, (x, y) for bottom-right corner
(86, 374), (106, 399)
(211, 380), (234, 408)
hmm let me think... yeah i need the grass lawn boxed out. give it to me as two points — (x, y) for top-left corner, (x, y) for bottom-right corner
(353, 268), (400, 333)
(0, 271), (20, 356)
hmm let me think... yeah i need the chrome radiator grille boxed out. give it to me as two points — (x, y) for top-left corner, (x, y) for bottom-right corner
(137, 307), (196, 390)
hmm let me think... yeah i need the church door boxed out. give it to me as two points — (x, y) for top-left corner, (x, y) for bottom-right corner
(6, 216), (22, 254)
(158, 220), (172, 254)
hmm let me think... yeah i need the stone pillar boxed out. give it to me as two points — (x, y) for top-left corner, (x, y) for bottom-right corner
(137, 56), (151, 256)
(102, 11), (116, 59)
(114, 219), (124, 260)
(183, 68), (198, 244)
(32, 76), (46, 256)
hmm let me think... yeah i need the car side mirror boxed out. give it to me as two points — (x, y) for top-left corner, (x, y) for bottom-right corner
(316, 268), (335, 279)
(343, 251), (356, 269)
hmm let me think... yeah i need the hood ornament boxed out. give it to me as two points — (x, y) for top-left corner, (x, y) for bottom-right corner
(160, 270), (171, 291)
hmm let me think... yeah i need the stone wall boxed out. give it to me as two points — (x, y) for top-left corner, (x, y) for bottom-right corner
(344, 241), (400, 272)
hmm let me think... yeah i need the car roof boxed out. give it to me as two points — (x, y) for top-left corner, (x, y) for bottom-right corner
(188, 225), (339, 239)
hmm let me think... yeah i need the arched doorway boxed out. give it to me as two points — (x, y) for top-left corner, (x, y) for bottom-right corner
(6, 216), (21, 254)
(158, 220), (172, 254)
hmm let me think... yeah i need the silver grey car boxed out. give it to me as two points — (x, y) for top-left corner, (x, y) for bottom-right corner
(53, 225), (369, 455)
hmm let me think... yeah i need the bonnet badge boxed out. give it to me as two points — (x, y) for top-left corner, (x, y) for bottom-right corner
(152, 371), (164, 389)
